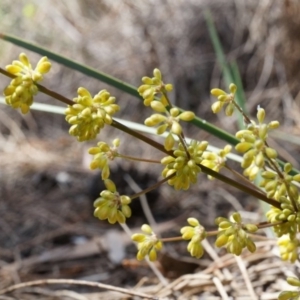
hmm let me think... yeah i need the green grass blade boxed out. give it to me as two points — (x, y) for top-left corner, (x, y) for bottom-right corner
(0, 32), (140, 98)
(204, 9), (245, 129)
(191, 115), (238, 145)
(0, 33), (241, 145)
(230, 61), (246, 112)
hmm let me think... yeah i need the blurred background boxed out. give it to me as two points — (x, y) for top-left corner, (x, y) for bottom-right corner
(1, 0), (300, 299)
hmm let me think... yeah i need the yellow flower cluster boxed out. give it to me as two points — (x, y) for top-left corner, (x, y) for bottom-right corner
(138, 68), (173, 106)
(260, 163), (300, 200)
(131, 224), (163, 261)
(161, 140), (208, 190)
(4, 53), (51, 114)
(89, 139), (120, 180)
(201, 145), (232, 179)
(235, 107), (279, 181)
(145, 106), (195, 150)
(181, 218), (206, 258)
(210, 83), (237, 115)
(215, 212), (257, 255)
(266, 203), (300, 239)
(278, 235), (299, 263)
(65, 88), (120, 141)
(93, 179), (131, 224)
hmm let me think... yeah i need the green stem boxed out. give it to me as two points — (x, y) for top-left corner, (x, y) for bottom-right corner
(0, 67), (74, 106)
(0, 32), (140, 98)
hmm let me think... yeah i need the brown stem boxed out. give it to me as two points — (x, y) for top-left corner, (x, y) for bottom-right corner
(130, 174), (173, 200)
(111, 120), (172, 156)
(232, 100), (251, 124)
(178, 134), (190, 159)
(0, 67), (74, 106)
(225, 164), (264, 194)
(161, 236), (183, 242)
(118, 154), (161, 164)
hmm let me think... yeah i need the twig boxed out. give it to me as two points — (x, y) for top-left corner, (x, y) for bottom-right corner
(235, 255), (258, 300)
(0, 279), (159, 299)
(212, 276), (230, 300)
(124, 173), (157, 228)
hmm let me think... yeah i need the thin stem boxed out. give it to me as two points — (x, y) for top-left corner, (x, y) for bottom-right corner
(162, 90), (173, 108)
(0, 279), (156, 299)
(159, 220), (283, 243)
(232, 101), (251, 124)
(206, 230), (219, 236)
(130, 174), (173, 200)
(111, 120), (172, 156)
(0, 67), (74, 106)
(178, 134), (190, 158)
(224, 164), (264, 193)
(118, 154), (161, 164)
(201, 164), (280, 208)
(161, 236), (183, 242)
(256, 220), (283, 229)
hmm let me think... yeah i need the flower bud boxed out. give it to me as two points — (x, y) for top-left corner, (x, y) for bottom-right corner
(265, 147), (277, 159)
(229, 83), (237, 94)
(211, 101), (223, 113)
(257, 107), (265, 123)
(287, 276), (300, 287)
(225, 103), (234, 116)
(150, 101), (166, 112)
(211, 88), (226, 97)
(153, 68), (162, 80)
(142, 77), (153, 84)
(235, 142), (253, 153)
(179, 111), (195, 121)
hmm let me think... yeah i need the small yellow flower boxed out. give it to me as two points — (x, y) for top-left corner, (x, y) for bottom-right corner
(215, 212), (257, 255)
(260, 163), (300, 201)
(65, 88), (120, 141)
(89, 139), (120, 180)
(210, 83), (237, 115)
(4, 53), (51, 114)
(161, 140), (208, 190)
(93, 179), (131, 224)
(138, 68), (173, 106)
(201, 145), (232, 179)
(266, 196), (300, 239)
(181, 218), (206, 258)
(235, 107), (279, 181)
(131, 224), (163, 261)
(278, 235), (299, 263)
(145, 107), (195, 150)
